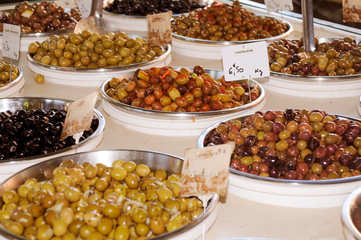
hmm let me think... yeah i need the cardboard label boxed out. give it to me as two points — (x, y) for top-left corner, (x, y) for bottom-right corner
(222, 41), (270, 81)
(179, 142), (235, 198)
(2, 24), (20, 60)
(76, 0), (91, 18)
(343, 0), (361, 22)
(60, 91), (98, 140)
(147, 11), (172, 47)
(265, 0), (293, 12)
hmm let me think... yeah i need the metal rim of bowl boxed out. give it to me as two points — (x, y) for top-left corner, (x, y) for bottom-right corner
(0, 97), (105, 163)
(100, 67), (265, 118)
(269, 37), (361, 81)
(342, 186), (361, 238)
(0, 65), (23, 91)
(0, 29), (73, 38)
(171, 13), (293, 45)
(26, 44), (171, 73)
(197, 112), (361, 185)
(0, 149), (219, 240)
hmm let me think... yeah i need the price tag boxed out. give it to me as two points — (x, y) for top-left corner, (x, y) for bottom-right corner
(56, 0), (77, 8)
(2, 24), (20, 60)
(60, 91), (98, 140)
(221, 41), (270, 81)
(265, 0), (293, 12)
(147, 11), (172, 47)
(179, 142), (235, 198)
(76, 0), (91, 18)
(343, 0), (361, 22)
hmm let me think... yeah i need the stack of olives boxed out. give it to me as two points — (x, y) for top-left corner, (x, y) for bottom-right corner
(105, 65), (260, 112)
(0, 108), (99, 160)
(204, 109), (361, 180)
(0, 61), (19, 86)
(268, 37), (361, 76)
(105, 0), (205, 16)
(0, 159), (204, 239)
(0, 1), (81, 33)
(171, 1), (290, 41)
(28, 30), (165, 68)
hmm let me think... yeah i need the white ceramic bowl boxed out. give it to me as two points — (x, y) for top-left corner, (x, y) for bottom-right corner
(0, 64), (24, 97)
(342, 186), (361, 240)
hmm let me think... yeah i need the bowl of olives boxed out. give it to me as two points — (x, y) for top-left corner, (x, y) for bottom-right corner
(198, 109), (361, 208)
(0, 0), (82, 52)
(102, 0), (208, 34)
(171, 1), (293, 60)
(0, 149), (219, 240)
(342, 186), (361, 240)
(101, 65), (266, 136)
(27, 30), (171, 87)
(0, 97), (105, 179)
(0, 61), (24, 97)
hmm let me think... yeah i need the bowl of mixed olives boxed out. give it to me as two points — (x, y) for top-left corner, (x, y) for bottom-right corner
(0, 0), (82, 51)
(171, 1), (293, 60)
(27, 30), (171, 87)
(102, 0), (208, 34)
(342, 186), (361, 240)
(0, 61), (24, 97)
(0, 149), (219, 240)
(101, 65), (266, 136)
(198, 109), (361, 208)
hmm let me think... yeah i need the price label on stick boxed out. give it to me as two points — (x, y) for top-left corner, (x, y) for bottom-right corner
(179, 142), (235, 198)
(221, 41), (270, 81)
(147, 11), (172, 47)
(265, 0), (293, 12)
(2, 24), (20, 60)
(60, 91), (98, 140)
(76, 0), (91, 18)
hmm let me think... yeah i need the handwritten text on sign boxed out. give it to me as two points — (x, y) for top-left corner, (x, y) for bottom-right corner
(222, 41), (270, 81)
(2, 24), (20, 60)
(179, 142), (235, 198)
(265, 0), (293, 12)
(76, 0), (91, 18)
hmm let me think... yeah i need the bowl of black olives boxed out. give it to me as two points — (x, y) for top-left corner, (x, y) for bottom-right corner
(0, 97), (105, 179)
(198, 109), (361, 208)
(0, 61), (24, 97)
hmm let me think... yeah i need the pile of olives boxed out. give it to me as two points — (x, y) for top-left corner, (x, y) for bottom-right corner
(268, 37), (361, 76)
(0, 108), (98, 160)
(171, 1), (290, 41)
(28, 30), (165, 69)
(105, 65), (260, 112)
(0, 61), (20, 86)
(0, 159), (204, 239)
(204, 109), (361, 180)
(105, 0), (205, 16)
(0, 1), (81, 33)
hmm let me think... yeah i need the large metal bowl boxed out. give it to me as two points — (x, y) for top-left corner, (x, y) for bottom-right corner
(0, 149), (219, 240)
(100, 67), (266, 136)
(342, 186), (361, 240)
(197, 113), (361, 208)
(0, 64), (24, 98)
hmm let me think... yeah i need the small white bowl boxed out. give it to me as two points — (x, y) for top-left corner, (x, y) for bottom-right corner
(0, 64), (24, 97)
(342, 186), (361, 240)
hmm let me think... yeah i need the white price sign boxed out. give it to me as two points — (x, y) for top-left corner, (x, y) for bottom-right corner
(2, 24), (20, 60)
(265, 0), (293, 12)
(221, 41), (270, 81)
(76, 0), (91, 18)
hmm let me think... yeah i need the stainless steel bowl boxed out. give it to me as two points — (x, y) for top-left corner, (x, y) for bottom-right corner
(0, 149), (219, 240)
(0, 97), (105, 162)
(0, 29), (72, 38)
(342, 187), (361, 240)
(101, 67), (265, 120)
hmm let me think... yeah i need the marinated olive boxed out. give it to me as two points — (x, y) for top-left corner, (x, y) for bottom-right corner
(0, 61), (20, 86)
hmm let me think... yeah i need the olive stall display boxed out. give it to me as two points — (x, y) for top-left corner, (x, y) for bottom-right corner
(0, 150), (219, 240)
(101, 65), (265, 136)
(27, 30), (171, 87)
(0, 61), (25, 98)
(198, 109), (361, 208)
(170, 1), (293, 60)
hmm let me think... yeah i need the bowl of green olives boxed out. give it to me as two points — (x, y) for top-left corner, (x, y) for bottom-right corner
(102, 0), (208, 34)
(0, 149), (219, 240)
(0, 61), (24, 97)
(0, 97), (105, 180)
(342, 186), (361, 240)
(27, 30), (171, 87)
(0, 0), (82, 52)
(198, 109), (361, 208)
(171, 1), (293, 60)
(100, 65), (266, 136)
